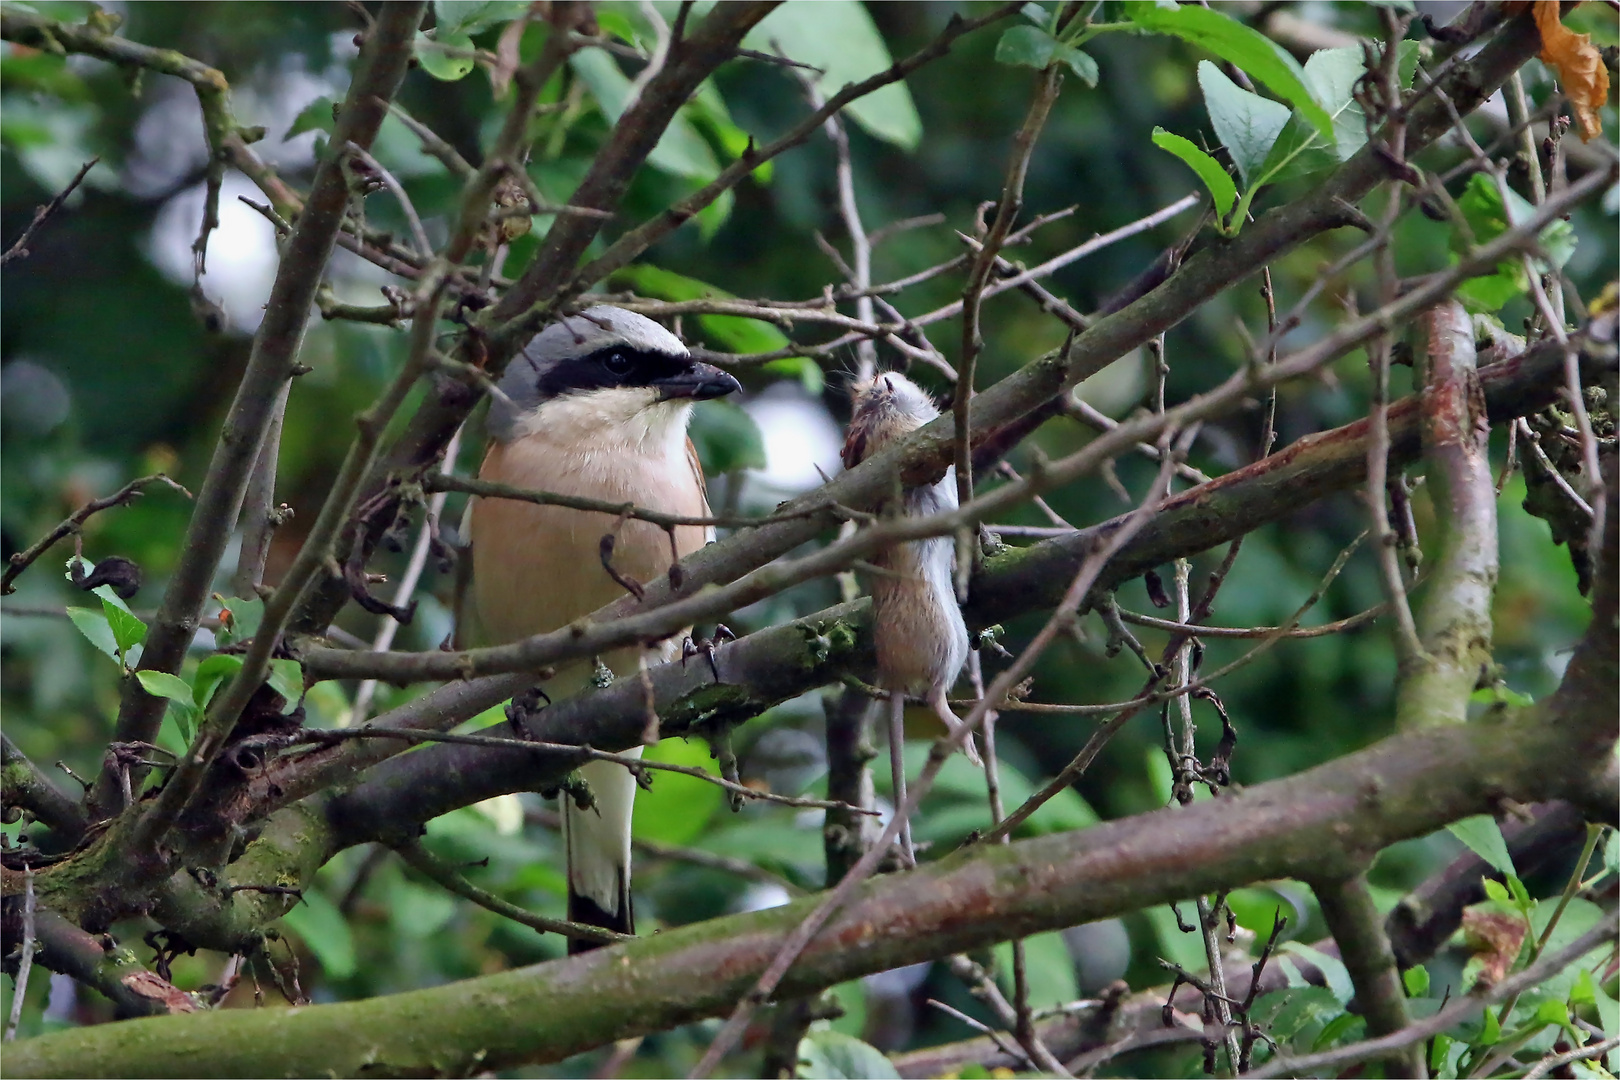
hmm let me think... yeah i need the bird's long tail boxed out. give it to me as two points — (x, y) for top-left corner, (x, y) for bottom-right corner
(563, 749), (642, 953)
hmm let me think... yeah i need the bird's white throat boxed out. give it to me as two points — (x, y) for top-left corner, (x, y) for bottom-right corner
(509, 387), (695, 460)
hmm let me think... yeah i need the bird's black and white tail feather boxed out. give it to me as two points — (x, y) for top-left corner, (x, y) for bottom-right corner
(563, 752), (641, 953)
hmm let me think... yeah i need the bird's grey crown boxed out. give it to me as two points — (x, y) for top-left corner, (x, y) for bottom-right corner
(488, 305), (689, 442)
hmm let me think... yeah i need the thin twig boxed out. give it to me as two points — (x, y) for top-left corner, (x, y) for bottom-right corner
(689, 432), (1192, 1079)
(1, 156), (98, 266)
(306, 727), (875, 815)
(1245, 924), (1617, 1078)
(394, 839), (628, 946)
(344, 141), (432, 258)
(3, 869), (36, 1041)
(1522, 1036), (1620, 1079)
(2, 473), (190, 595)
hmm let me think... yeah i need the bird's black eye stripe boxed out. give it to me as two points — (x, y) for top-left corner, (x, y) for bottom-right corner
(536, 346), (690, 398)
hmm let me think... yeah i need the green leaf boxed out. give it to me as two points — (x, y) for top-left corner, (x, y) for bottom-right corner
(286, 96), (335, 140)
(1404, 965), (1430, 997)
(1482, 877), (1511, 903)
(1151, 127), (1236, 220)
(1126, 2), (1334, 140)
(1535, 998), (1570, 1028)
(1505, 874), (1532, 910)
(996, 25), (1058, 68)
(763, 357), (826, 397)
(66, 606), (118, 661)
(1480, 1004), (1501, 1044)
(1197, 61), (1290, 187)
(797, 1030), (900, 1080)
(1301, 42), (1420, 161)
(689, 400), (767, 475)
(1604, 829), (1618, 876)
(193, 654), (244, 708)
(281, 889), (355, 980)
(632, 737), (724, 846)
(416, 30), (478, 81)
(433, 0), (527, 37)
(97, 589), (146, 656)
(136, 670), (192, 703)
(1428, 1032), (1453, 1074)
(390, 878), (457, 939)
(607, 264), (791, 355)
(268, 659), (304, 707)
(1448, 815), (1516, 877)
(169, 700), (198, 746)
(1205, 62), (1289, 187)
(214, 596), (263, 647)
(569, 49), (719, 180)
(993, 931), (1078, 1012)
(1054, 43), (1100, 86)
(744, 2), (922, 150)
(593, 10), (640, 46)
(1020, 2), (1050, 25)
(1282, 941), (1355, 1005)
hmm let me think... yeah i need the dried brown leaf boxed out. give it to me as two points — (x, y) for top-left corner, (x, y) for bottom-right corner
(1460, 905), (1529, 991)
(1533, 1), (1612, 142)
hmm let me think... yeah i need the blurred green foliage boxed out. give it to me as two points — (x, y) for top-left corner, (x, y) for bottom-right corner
(2, 0), (1616, 1075)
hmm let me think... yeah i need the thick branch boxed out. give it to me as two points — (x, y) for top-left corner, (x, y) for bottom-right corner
(0, 734), (86, 840)
(1395, 301), (1497, 726)
(1313, 874), (1417, 1076)
(295, 336), (1609, 842)
(88, 0), (425, 818)
(5, 705), (1604, 1077)
(290, 2), (1548, 652)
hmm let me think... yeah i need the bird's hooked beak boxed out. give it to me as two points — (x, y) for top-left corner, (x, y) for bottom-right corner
(653, 362), (741, 401)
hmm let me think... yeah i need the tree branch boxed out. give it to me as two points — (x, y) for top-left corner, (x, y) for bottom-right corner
(6, 699), (1609, 1077)
(1312, 874), (1418, 1076)
(0, 734), (86, 840)
(86, 0), (425, 819)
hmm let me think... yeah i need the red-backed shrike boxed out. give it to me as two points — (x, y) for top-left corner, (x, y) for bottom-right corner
(469, 306), (739, 949)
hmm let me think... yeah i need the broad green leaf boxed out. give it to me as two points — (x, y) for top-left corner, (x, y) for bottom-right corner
(1281, 941), (1354, 1004)
(569, 49), (719, 180)
(632, 737), (724, 845)
(416, 31), (478, 81)
(996, 25), (1058, 68)
(994, 931), (1078, 1011)
(214, 596), (263, 647)
(594, 10), (640, 46)
(1198, 61), (1290, 187)
(608, 264), (791, 354)
(286, 96), (335, 140)
(1482, 877), (1511, 903)
(744, 2), (922, 150)
(690, 400), (767, 475)
(169, 700), (198, 745)
(1535, 998), (1569, 1028)
(1054, 43), (1099, 86)
(136, 670), (192, 703)
(1152, 127), (1236, 220)
(1302, 42), (1420, 161)
(193, 654), (244, 708)
(66, 606), (118, 661)
(281, 889), (356, 980)
(1126, 3), (1334, 139)
(1454, 172), (1578, 270)
(797, 1029), (900, 1080)
(433, 0), (527, 37)
(390, 878), (457, 939)
(1447, 815), (1516, 877)
(1404, 964), (1430, 997)
(268, 658), (304, 707)
(97, 589), (146, 656)
(763, 357), (826, 397)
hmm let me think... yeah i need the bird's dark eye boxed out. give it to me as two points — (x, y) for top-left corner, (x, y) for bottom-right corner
(601, 350), (632, 376)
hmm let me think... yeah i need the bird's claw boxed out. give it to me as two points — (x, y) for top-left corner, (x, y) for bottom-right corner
(681, 624), (734, 683)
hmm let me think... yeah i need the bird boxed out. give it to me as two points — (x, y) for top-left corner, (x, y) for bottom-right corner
(467, 305), (740, 951)
(841, 371), (978, 865)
